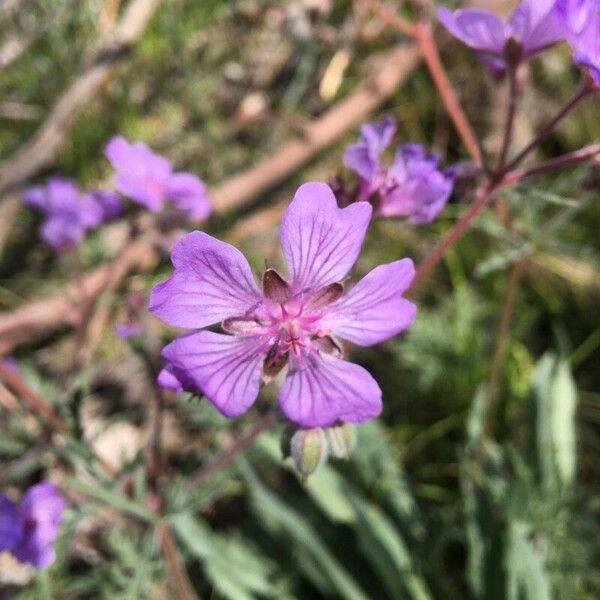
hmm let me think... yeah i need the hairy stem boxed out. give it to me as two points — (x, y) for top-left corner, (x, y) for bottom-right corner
(412, 184), (498, 288)
(497, 65), (519, 171)
(186, 412), (276, 491)
(484, 261), (524, 438)
(357, 0), (483, 166)
(157, 520), (202, 600)
(505, 143), (600, 184)
(506, 85), (594, 172)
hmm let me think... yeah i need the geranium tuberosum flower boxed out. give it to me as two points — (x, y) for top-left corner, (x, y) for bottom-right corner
(23, 177), (122, 251)
(438, 0), (565, 74)
(343, 117), (455, 224)
(558, 0), (600, 86)
(0, 483), (66, 568)
(150, 183), (416, 427)
(104, 136), (212, 221)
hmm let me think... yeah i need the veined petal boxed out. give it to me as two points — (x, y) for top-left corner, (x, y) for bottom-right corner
(150, 231), (263, 329)
(0, 495), (23, 553)
(161, 331), (268, 417)
(321, 259), (417, 346)
(279, 353), (382, 427)
(280, 182), (372, 295)
(438, 8), (507, 54)
(509, 0), (565, 53)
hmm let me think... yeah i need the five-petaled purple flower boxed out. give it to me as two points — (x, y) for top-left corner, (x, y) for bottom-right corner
(24, 177), (122, 251)
(558, 0), (600, 86)
(0, 483), (66, 568)
(105, 136), (212, 221)
(150, 182), (416, 427)
(438, 0), (565, 74)
(343, 117), (455, 224)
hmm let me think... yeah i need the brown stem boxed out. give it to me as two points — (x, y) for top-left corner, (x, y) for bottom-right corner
(484, 261), (524, 438)
(358, 0), (483, 166)
(411, 184), (498, 289)
(157, 520), (201, 600)
(0, 362), (69, 434)
(414, 21), (483, 167)
(505, 143), (600, 184)
(505, 86), (594, 172)
(356, 0), (416, 37)
(186, 412), (276, 491)
(497, 65), (519, 171)
(0, 362), (118, 477)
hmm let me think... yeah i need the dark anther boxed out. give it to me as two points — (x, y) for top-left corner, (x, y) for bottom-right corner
(262, 268), (291, 303)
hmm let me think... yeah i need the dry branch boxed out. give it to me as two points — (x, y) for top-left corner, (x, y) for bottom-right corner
(0, 43), (420, 353)
(0, 0), (162, 198)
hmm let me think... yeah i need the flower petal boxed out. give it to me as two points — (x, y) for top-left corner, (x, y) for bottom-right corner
(509, 0), (565, 53)
(13, 483), (66, 568)
(343, 116), (396, 181)
(321, 259), (417, 346)
(0, 495), (23, 553)
(150, 231), (263, 329)
(165, 172), (212, 221)
(279, 352), (382, 427)
(438, 8), (507, 54)
(280, 182), (372, 295)
(161, 331), (268, 417)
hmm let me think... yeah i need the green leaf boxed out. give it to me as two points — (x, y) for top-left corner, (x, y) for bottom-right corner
(172, 513), (276, 600)
(240, 459), (369, 600)
(505, 520), (551, 600)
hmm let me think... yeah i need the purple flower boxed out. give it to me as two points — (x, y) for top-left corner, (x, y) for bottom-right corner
(558, 0), (600, 86)
(343, 118), (455, 224)
(23, 177), (122, 251)
(0, 483), (66, 568)
(104, 136), (212, 221)
(150, 182), (416, 427)
(438, 0), (566, 73)
(115, 323), (142, 339)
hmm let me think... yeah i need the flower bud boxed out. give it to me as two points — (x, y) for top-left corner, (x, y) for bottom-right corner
(324, 423), (356, 460)
(290, 428), (328, 480)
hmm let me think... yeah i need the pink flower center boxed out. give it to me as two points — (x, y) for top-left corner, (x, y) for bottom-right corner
(263, 299), (322, 359)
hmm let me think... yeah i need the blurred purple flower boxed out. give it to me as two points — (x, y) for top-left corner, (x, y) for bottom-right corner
(115, 323), (142, 339)
(0, 483), (66, 568)
(343, 117), (455, 224)
(558, 0), (600, 85)
(23, 177), (122, 251)
(150, 182), (416, 427)
(438, 0), (566, 73)
(104, 136), (212, 221)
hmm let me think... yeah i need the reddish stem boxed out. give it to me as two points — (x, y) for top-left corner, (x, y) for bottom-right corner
(357, 0), (483, 166)
(157, 520), (201, 600)
(0, 362), (69, 434)
(505, 86), (594, 172)
(414, 21), (483, 167)
(411, 184), (498, 288)
(484, 261), (524, 438)
(186, 412), (276, 491)
(497, 65), (519, 171)
(505, 143), (600, 184)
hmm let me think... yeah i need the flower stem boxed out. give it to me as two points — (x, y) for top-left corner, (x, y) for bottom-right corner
(411, 184), (498, 288)
(505, 85), (594, 172)
(484, 260), (524, 438)
(357, 0), (483, 166)
(157, 520), (201, 600)
(505, 143), (600, 184)
(186, 412), (276, 491)
(497, 65), (519, 171)
(0, 361), (69, 434)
